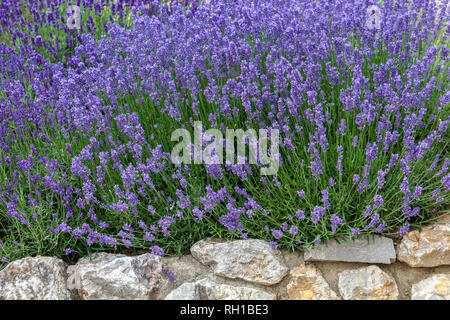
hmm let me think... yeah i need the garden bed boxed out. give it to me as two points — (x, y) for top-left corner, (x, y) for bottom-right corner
(1, 213), (449, 300)
(0, 0), (449, 276)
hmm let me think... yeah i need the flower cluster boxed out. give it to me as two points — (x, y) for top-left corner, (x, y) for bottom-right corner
(0, 0), (449, 265)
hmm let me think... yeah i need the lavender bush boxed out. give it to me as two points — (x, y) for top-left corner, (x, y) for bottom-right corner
(0, 0), (449, 266)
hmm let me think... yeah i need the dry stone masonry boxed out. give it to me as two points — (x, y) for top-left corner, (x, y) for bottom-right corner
(190, 239), (289, 285)
(0, 256), (71, 300)
(0, 215), (448, 300)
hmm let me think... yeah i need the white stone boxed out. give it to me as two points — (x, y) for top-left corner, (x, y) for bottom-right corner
(68, 252), (162, 300)
(0, 256), (71, 300)
(164, 278), (276, 300)
(338, 265), (399, 300)
(304, 236), (396, 264)
(411, 274), (450, 300)
(190, 239), (289, 285)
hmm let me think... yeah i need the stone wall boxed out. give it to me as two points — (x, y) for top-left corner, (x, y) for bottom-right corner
(0, 215), (448, 300)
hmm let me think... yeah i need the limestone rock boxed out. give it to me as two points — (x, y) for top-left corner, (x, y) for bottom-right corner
(164, 278), (276, 300)
(287, 264), (340, 300)
(411, 274), (450, 300)
(304, 236), (396, 264)
(397, 215), (450, 267)
(338, 266), (399, 300)
(0, 256), (71, 300)
(68, 252), (162, 300)
(157, 255), (210, 299)
(190, 239), (288, 285)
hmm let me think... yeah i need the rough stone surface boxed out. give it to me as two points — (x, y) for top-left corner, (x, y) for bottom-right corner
(0, 256), (71, 300)
(287, 264), (340, 300)
(191, 239), (289, 285)
(411, 274), (450, 300)
(338, 266), (399, 300)
(397, 215), (450, 267)
(164, 278), (276, 300)
(304, 236), (396, 264)
(67, 252), (162, 300)
(157, 255), (210, 299)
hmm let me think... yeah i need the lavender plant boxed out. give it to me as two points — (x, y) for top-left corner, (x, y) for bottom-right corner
(0, 0), (449, 266)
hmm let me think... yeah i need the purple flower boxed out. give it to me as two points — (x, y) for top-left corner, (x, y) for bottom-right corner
(307, 90), (317, 105)
(329, 177), (336, 187)
(363, 205), (373, 218)
(365, 142), (378, 163)
(192, 207), (205, 221)
(373, 195), (384, 209)
(289, 226), (298, 236)
(314, 237), (321, 247)
(330, 214), (343, 234)
(150, 245), (164, 256)
(269, 241), (278, 250)
(162, 268), (175, 282)
(297, 190), (306, 198)
(271, 229), (283, 240)
(442, 174), (450, 192)
(143, 232), (155, 242)
(436, 158), (449, 176)
(377, 169), (387, 189)
(98, 221), (110, 229)
(311, 206), (326, 224)
(351, 228), (360, 237)
(430, 154), (440, 170)
(388, 154), (399, 168)
(321, 188), (331, 209)
(366, 214), (380, 230)
(410, 207), (421, 218)
(65, 143), (73, 155)
(399, 177), (409, 193)
(138, 221), (148, 230)
(413, 186), (423, 200)
(0, 0), (446, 265)
(310, 154), (324, 179)
(400, 158), (411, 176)
(337, 119), (346, 135)
(431, 188), (441, 200)
(122, 223), (134, 232)
(398, 223), (410, 236)
(295, 209), (305, 220)
(374, 222), (387, 233)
